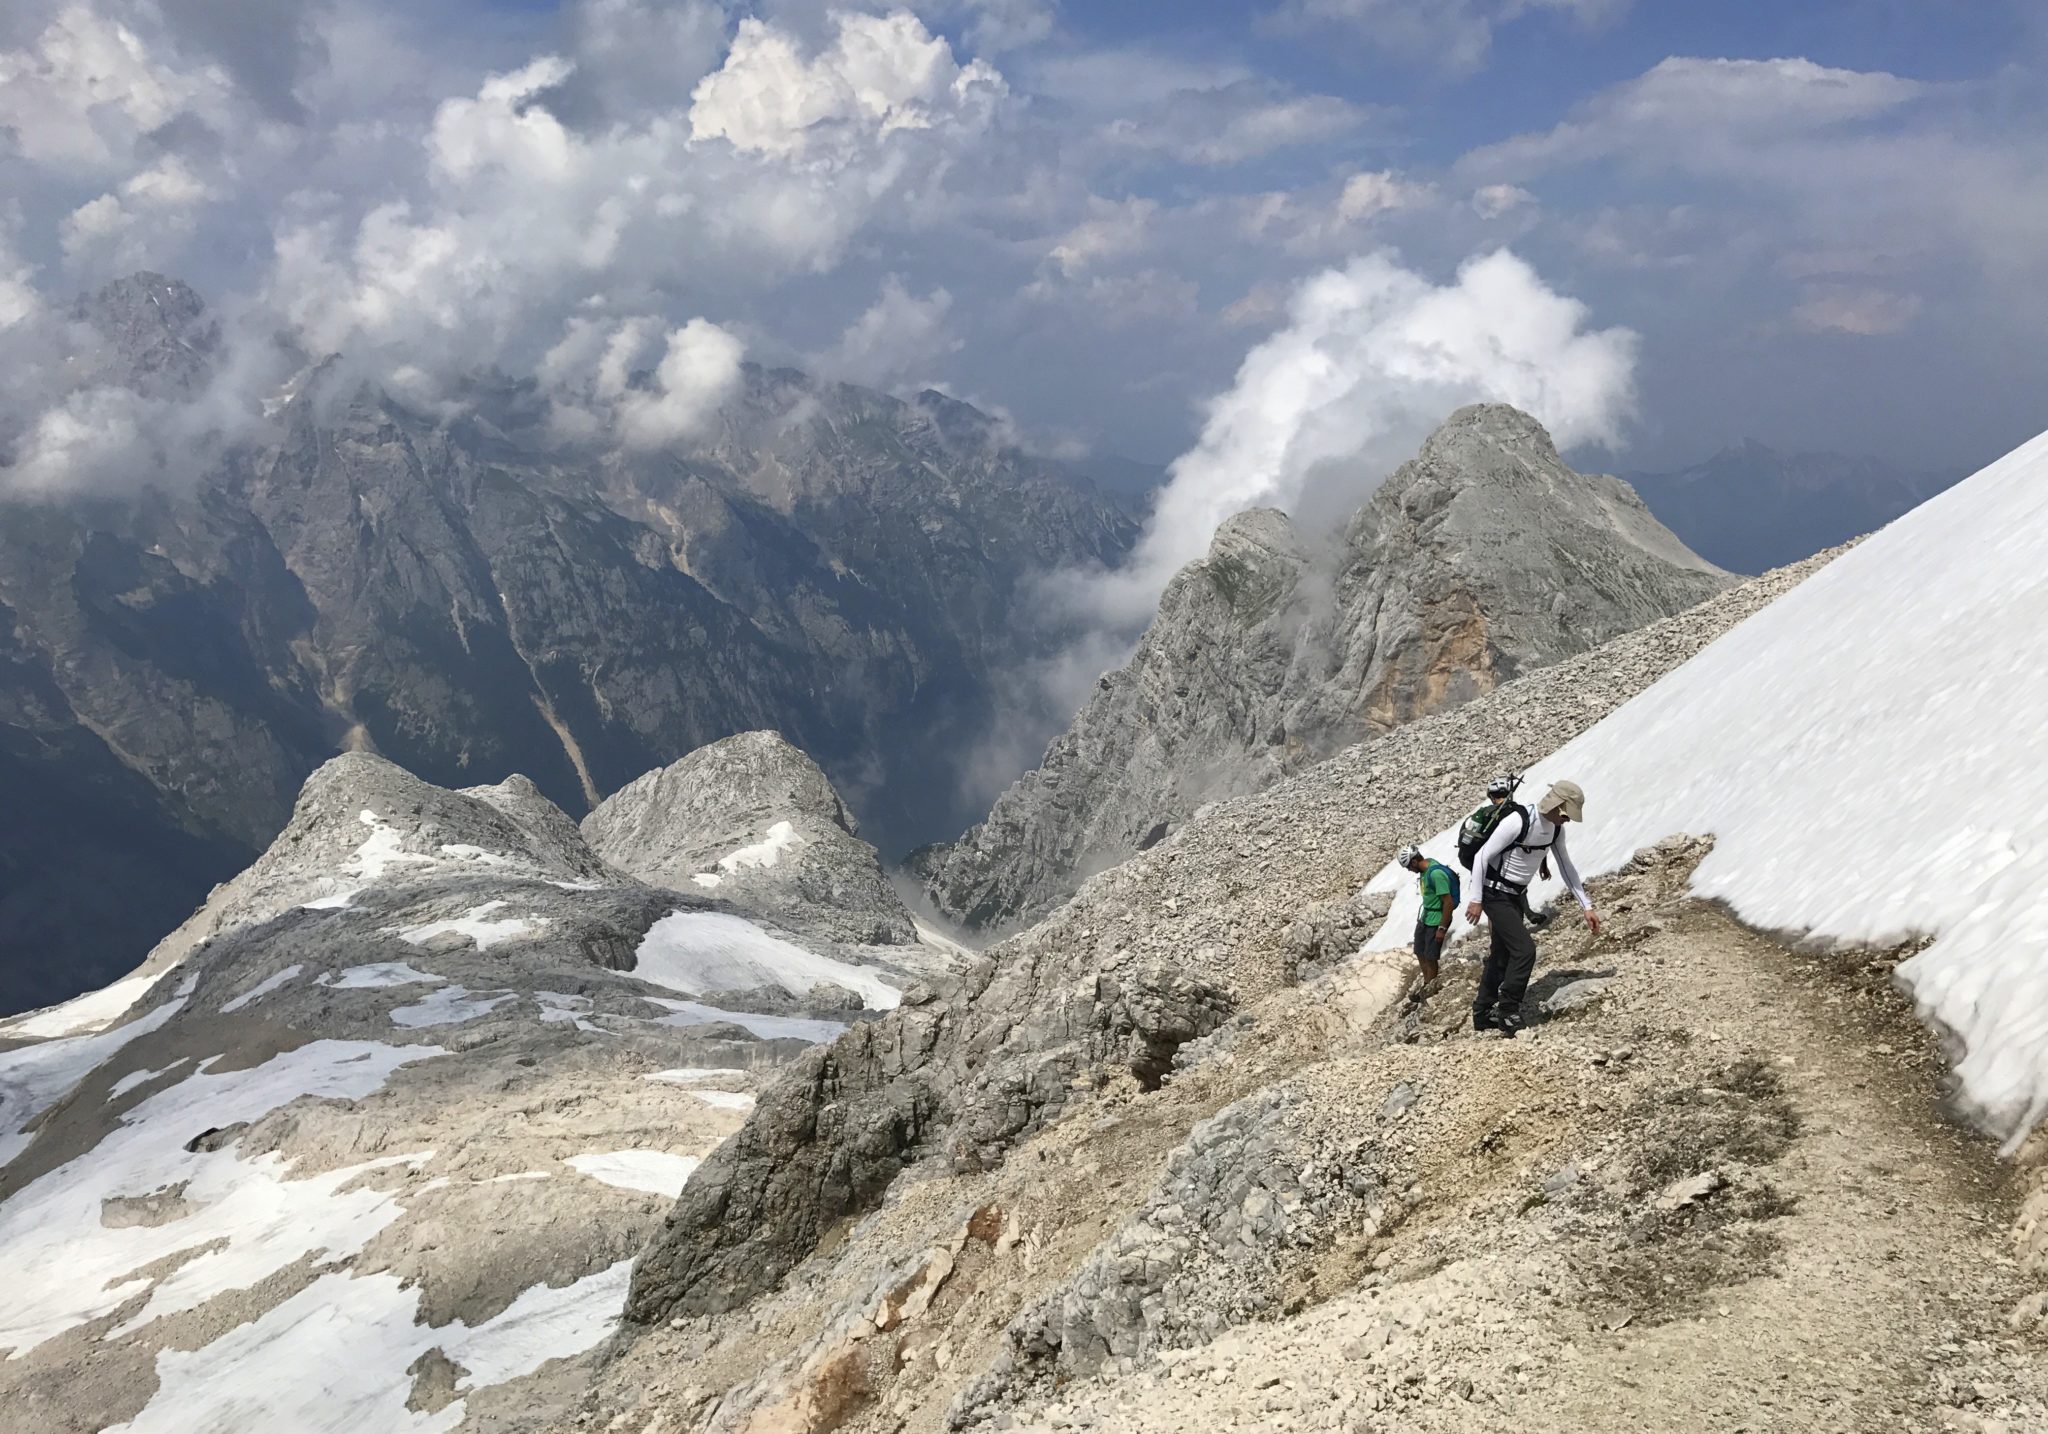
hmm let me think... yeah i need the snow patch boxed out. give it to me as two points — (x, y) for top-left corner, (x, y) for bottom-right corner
(348, 810), (433, 883)
(644, 1067), (747, 1085)
(103, 1273), (464, 1434)
(563, 1150), (701, 1197)
(694, 820), (805, 886)
(389, 987), (517, 1029)
(632, 910), (900, 1011)
(107, 1149), (432, 1338)
(0, 1039), (438, 1355)
(102, 1259), (632, 1433)
(109, 1058), (191, 1100)
(438, 844), (509, 865)
(321, 963), (445, 990)
(438, 1257), (633, 1389)
(220, 964), (305, 1013)
(1, 973), (163, 1039)
(536, 991), (606, 1034)
(688, 1090), (756, 1112)
(641, 997), (850, 1044)
(1371, 426), (2048, 1146)
(0, 998), (186, 1169)
(393, 902), (541, 952)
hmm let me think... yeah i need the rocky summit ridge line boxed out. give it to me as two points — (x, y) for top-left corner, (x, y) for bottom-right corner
(0, 274), (1135, 1015)
(914, 403), (1731, 933)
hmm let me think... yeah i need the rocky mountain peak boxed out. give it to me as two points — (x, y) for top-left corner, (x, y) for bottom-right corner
(1179, 507), (1312, 618)
(1355, 402), (1720, 585)
(1206, 506), (1302, 562)
(1415, 400), (1563, 466)
(141, 752), (619, 975)
(917, 404), (1731, 931)
(582, 731), (918, 947)
(74, 271), (219, 397)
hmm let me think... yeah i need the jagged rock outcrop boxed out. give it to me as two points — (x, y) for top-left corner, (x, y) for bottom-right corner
(0, 274), (1134, 1014)
(583, 730), (918, 947)
(68, 271), (219, 397)
(0, 748), (940, 1432)
(916, 404), (1730, 930)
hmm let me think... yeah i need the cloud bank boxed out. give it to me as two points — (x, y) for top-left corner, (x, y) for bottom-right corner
(1069, 248), (1637, 630)
(0, 0), (2041, 504)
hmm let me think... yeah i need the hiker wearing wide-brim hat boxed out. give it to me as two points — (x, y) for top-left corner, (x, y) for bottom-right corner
(1463, 779), (1601, 1037)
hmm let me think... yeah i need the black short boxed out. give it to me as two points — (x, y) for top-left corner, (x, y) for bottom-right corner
(1412, 923), (1447, 962)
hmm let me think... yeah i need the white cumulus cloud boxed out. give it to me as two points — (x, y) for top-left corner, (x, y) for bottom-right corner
(264, 10), (1007, 411)
(1068, 248), (1637, 629)
(618, 319), (746, 448)
(0, 5), (235, 172)
(1472, 182), (1535, 218)
(1468, 56), (1926, 175)
(539, 314), (745, 448)
(689, 11), (1004, 159)
(817, 275), (960, 390)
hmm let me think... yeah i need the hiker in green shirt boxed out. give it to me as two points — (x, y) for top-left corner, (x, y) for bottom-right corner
(1397, 844), (1457, 989)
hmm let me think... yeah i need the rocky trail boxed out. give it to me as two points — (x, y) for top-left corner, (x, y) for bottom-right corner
(974, 839), (2047, 1434)
(571, 834), (2047, 1434)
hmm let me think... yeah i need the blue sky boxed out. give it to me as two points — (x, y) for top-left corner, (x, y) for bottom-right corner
(1, 0), (2044, 526)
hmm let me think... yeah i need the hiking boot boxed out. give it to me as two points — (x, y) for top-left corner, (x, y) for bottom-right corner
(1496, 1012), (1525, 1039)
(1471, 1006), (1497, 1033)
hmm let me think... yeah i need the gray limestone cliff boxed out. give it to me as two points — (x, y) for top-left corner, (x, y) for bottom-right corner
(914, 404), (1731, 930)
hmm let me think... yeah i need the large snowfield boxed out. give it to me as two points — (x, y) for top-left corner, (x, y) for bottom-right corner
(631, 909), (903, 1010)
(1371, 426), (2048, 1147)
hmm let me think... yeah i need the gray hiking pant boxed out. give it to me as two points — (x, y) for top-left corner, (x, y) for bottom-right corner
(1475, 890), (1538, 1022)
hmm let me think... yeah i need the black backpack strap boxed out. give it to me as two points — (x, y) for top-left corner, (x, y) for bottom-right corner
(1479, 804), (1528, 881)
(1513, 804), (1555, 852)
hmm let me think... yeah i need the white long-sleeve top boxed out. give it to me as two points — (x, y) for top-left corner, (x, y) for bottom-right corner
(1473, 808), (1593, 911)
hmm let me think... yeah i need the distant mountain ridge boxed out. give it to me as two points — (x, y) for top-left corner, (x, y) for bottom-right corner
(0, 274), (1135, 1014)
(1626, 439), (1959, 573)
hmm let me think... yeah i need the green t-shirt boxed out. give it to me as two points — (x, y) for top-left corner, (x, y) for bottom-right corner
(1417, 860), (1454, 927)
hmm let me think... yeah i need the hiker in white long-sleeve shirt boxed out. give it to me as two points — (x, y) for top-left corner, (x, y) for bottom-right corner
(1463, 779), (1602, 1036)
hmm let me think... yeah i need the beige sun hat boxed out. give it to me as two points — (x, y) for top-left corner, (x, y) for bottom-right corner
(1542, 780), (1585, 821)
